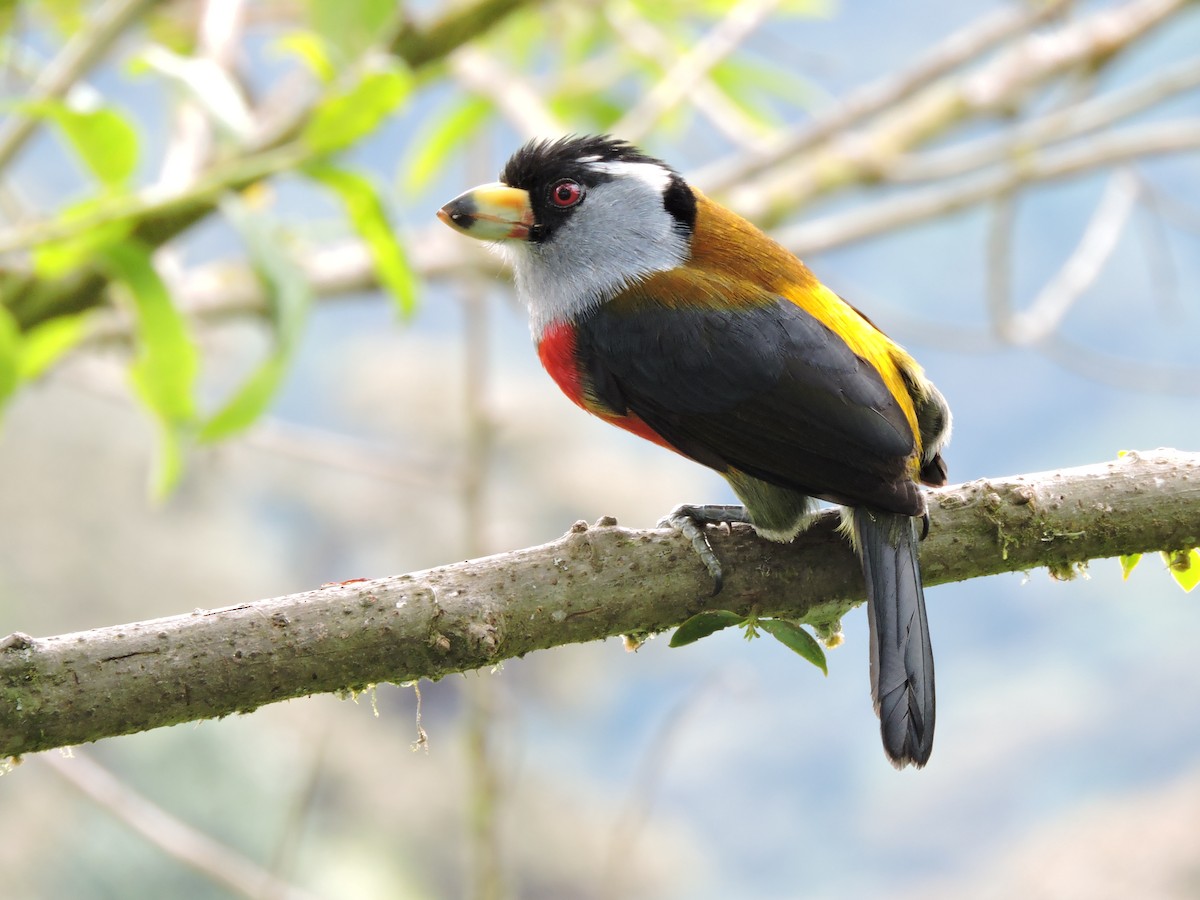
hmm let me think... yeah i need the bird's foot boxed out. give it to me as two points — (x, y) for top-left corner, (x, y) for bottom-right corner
(657, 504), (751, 596)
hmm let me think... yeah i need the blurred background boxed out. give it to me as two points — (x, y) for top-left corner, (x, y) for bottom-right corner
(1, 0), (1199, 897)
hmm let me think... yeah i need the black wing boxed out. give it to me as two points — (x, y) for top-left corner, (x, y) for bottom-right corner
(576, 294), (923, 515)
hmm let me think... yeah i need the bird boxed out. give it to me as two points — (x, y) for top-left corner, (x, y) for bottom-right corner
(437, 134), (951, 768)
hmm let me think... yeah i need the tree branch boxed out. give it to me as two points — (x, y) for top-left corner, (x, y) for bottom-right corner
(138, 0), (1198, 327)
(4, 450), (1199, 760)
(886, 56), (1200, 184)
(995, 169), (1141, 345)
(775, 120), (1200, 255)
(693, 0), (1073, 193)
(388, 0), (546, 70)
(0, 0), (162, 175)
(0, 0), (544, 331)
(714, 0), (1189, 223)
(612, 0), (781, 142)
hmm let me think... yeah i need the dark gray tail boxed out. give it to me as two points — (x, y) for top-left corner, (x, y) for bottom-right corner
(853, 510), (935, 768)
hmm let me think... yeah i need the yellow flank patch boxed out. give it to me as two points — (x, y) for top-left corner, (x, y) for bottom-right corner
(785, 280), (921, 444)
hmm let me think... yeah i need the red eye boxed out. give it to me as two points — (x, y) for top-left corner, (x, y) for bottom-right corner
(550, 180), (583, 208)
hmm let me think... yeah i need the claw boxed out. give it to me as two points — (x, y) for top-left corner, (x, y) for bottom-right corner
(664, 511), (725, 595)
(659, 504), (751, 596)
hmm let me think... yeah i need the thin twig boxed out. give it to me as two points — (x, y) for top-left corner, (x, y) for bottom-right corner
(449, 46), (565, 138)
(0, 0), (161, 174)
(0, 0), (540, 332)
(155, 0), (247, 191)
(0, 142), (312, 257)
(600, 672), (734, 900)
(605, 0), (769, 148)
(266, 738), (328, 891)
(986, 190), (1018, 341)
(460, 142), (505, 900)
(50, 358), (444, 487)
(694, 0), (1072, 193)
(41, 751), (325, 900)
(388, 0), (545, 70)
(1040, 334), (1200, 395)
(1138, 178), (1200, 235)
(891, 56), (1200, 183)
(239, 419), (442, 489)
(249, 0), (545, 153)
(1003, 169), (1141, 345)
(1131, 173), (1182, 316)
(613, 0), (781, 142)
(775, 120), (1200, 255)
(157, 117), (1194, 336)
(717, 0), (1186, 221)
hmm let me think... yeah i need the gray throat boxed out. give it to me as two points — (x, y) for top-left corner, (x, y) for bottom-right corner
(499, 170), (691, 338)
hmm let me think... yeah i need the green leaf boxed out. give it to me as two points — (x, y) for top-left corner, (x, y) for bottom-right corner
(18, 313), (89, 380)
(27, 101), (139, 188)
(220, 198), (313, 349)
(304, 0), (395, 65)
(42, 0), (86, 33)
(402, 96), (492, 194)
(200, 198), (314, 442)
(302, 66), (411, 156)
(1162, 548), (1200, 593)
(100, 241), (198, 496)
(1119, 553), (1142, 580)
(0, 305), (20, 412)
(0, 1), (17, 35)
(33, 197), (134, 277)
(548, 92), (625, 132)
(669, 610), (744, 647)
(200, 355), (289, 442)
(305, 163), (416, 316)
(274, 30), (336, 83)
(758, 619), (828, 674)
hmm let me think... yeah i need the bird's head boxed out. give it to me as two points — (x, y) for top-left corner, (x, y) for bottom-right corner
(438, 135), (697, 333)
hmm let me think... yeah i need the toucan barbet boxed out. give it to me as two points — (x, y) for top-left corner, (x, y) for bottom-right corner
(438, 135), (952, 768)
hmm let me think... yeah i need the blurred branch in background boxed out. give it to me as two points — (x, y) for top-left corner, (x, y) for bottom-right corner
(0, 0), (541, 330)
(0, 0), (160, 175)
(716, 0), (1191, 218)
(612, 0), (782, 142)
(606, 0), (770, 147)
(0, 1), (1198, 895)
(24, 0), (1186, 390)
(691, 0), (1076, 192)
(4, 449), (1199, 760)
(988, 169), (1141, 345)
(458, 142), (505, 900)
(41, 750), (323, 900)
(775, 119), (1200, 253)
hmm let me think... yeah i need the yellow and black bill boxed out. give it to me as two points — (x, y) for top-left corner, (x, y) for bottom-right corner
(437, 183), (535, 242)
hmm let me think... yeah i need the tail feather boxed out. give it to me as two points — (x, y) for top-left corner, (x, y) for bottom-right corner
(853, 509), (935, 769)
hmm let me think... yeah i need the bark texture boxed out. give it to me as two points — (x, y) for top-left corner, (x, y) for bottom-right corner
(3, 449), (1198, 757)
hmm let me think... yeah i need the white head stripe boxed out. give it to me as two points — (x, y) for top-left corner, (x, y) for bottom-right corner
(588, 160), (674, 193)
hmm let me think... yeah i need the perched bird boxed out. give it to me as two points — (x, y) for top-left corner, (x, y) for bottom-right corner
(438, 135), (951, 768)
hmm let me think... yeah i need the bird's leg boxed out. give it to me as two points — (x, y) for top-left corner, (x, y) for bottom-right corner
(657, 504), (751, 595)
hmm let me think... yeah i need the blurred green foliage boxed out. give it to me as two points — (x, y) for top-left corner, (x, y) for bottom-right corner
(0, 0), (812, 496)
